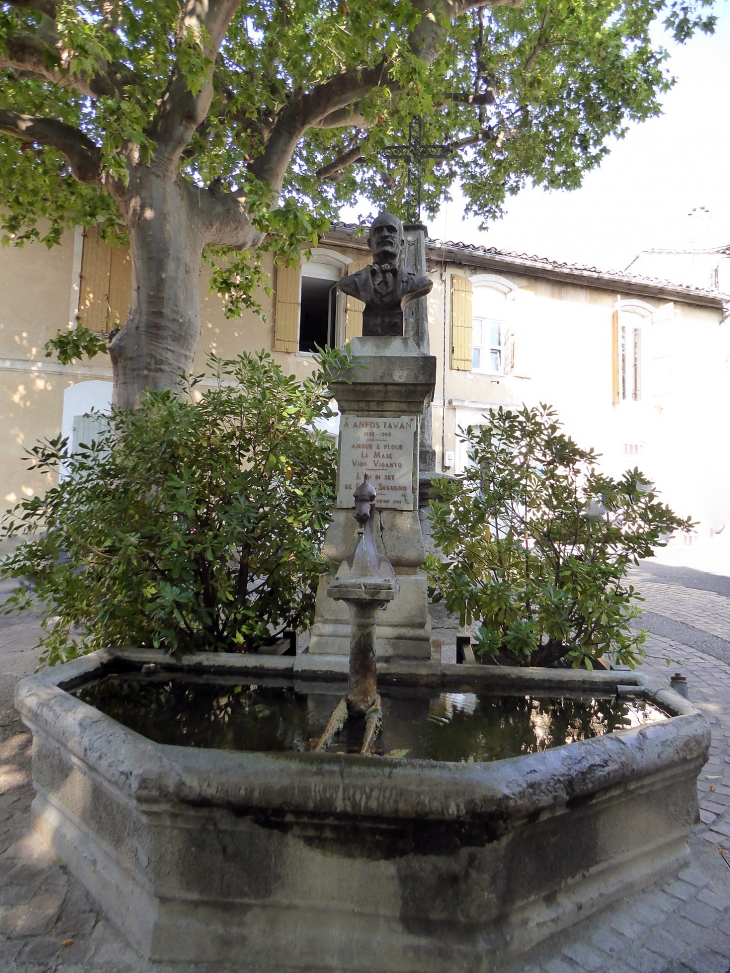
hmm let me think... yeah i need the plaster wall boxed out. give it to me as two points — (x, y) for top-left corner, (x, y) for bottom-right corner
(0, 230), (727, 537)
(424, 259), (726, 534)
(0, 228), (108, 506)
(0, 237), (295, 505)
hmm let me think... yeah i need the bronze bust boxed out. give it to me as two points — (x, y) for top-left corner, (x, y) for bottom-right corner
(338, 212), (433, 337)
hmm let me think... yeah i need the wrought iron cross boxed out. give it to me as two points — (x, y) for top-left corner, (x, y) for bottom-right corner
(380, 117), (452, 224)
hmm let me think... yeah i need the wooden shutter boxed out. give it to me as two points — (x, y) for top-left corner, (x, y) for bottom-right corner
(78, 227), (111, 331)
(273, 260), (301, 353)
(344, 257), (369, 344)
(611, 309), (619, 406)
(503, 325), (515, 374)
(450, 274), (473, 370)
(107, 245), (132, 329)
(78, 226), (131, 332)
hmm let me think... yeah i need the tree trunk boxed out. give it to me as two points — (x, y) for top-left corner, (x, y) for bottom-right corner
(110, 168), (205, 409)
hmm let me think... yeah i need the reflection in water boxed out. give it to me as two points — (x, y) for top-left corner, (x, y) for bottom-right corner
(74, 675), (668, 763)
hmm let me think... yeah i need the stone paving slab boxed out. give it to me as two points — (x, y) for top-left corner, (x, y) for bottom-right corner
(1, 568), (730, 972)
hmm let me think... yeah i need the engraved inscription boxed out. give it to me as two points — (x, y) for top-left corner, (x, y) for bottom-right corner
(336, 415), (417, 510)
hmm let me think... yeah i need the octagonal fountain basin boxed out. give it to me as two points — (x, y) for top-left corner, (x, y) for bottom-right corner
(16, 648), (709, 973)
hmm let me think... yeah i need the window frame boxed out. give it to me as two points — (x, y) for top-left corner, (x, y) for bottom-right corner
(297, 248), (352, 355)
(469, 274), (517, 376)
(615, 300), (653, 404)
(471, 316), (503, 373)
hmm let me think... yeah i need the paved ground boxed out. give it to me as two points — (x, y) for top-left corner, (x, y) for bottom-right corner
(1, 561), (730, 973)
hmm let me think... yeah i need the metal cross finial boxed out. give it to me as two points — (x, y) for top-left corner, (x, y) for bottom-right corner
(380, 117), (453, 224)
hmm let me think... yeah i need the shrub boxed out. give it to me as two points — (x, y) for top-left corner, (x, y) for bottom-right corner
(1, 350), (348, 666)
(426, 405), (692, 669)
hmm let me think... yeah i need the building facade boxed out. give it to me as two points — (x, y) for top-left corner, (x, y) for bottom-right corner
(1, 223), (728, 534)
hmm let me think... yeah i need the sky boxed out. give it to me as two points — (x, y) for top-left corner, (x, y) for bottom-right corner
(347, 5), (730, 273)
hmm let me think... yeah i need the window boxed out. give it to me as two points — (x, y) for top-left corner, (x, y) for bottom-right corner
(59, 380), (113, 480)
(470, 275), (516, 375)
(612, 302), (652, 404)
(273, 249), (357, 354)
(620, 312), (642, 401)
(472, 318), (502, 372)
(298, 268), (339, 353)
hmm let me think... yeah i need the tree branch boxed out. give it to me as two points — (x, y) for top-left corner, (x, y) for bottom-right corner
(523, 3), (550, 74)
(2, 0), (57, 18)
(148, 0), (243, 163)
(186, 180), (265, 249)
(0, 32), (137, 99)
(444, 90), (496, 106)
(0, 109), (101, 183)
(248, 0), (521, 193)
(313, 104), (371, 129)
(248, 62), (387, 190)
(316, 142), (365, 181)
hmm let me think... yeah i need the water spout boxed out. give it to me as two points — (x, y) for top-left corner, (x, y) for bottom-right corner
(315, 475), (398, 751)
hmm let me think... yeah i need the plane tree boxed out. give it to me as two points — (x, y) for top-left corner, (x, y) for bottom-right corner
(0, 0), (716, 406)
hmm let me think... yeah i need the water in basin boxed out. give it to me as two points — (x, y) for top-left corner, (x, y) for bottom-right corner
(72, 671), (669, 762)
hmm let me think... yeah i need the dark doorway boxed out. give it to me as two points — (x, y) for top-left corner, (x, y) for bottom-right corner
(299, 276), (336, 352)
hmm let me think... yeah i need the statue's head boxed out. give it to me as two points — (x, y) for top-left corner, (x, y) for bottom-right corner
(368, 211), (404, 265)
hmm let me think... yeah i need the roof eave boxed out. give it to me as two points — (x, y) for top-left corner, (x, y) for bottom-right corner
(433, 243), (729, 310)
(320, 228), (728, 310)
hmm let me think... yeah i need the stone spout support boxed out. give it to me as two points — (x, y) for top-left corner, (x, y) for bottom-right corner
(327, 474), (398, 715)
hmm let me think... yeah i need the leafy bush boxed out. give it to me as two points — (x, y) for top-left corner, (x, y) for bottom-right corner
(1, 350), (347, 666)
(426, 405), (692, 669)
(44, 323), (110, 364)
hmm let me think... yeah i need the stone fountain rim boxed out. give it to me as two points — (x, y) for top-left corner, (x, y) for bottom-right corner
(16, 646), (709, 824)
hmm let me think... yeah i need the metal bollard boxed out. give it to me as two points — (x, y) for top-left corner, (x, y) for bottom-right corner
(670, 672), (689, 699)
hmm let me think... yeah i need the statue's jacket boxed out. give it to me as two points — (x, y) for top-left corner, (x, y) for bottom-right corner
(339, 264), (432, 337)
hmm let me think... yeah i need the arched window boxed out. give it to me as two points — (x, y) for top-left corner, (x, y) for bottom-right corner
(273, 248), (353, 354)
(614, 300), (652, 403)
(299, 249), (352, 353)
(471, 275), (516, 374)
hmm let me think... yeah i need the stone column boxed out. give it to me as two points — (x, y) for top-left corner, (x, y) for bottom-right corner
(307, 336), (437, 660)
(404, 223), (436, 473)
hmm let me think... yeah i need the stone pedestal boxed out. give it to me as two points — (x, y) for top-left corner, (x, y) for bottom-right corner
(308, 336), (437, 660)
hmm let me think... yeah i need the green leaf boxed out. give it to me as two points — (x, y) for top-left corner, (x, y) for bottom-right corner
(426, 403), (690, 668)
(0, 351), (338, 661)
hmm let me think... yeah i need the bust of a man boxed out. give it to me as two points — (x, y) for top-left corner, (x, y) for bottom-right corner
(338, 211), (433, 337)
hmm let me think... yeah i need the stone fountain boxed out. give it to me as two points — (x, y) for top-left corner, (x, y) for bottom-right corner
(14, 211), (710, 972)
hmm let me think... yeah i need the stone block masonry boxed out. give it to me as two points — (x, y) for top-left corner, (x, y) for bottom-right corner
(309, 334), (437, 659)
(2, 569), (730, 972)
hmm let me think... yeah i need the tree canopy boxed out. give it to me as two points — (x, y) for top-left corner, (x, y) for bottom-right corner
(0, 0), (717, 395)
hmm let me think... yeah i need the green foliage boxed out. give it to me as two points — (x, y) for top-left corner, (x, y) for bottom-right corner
(0, 0), (718, 256)
(44, 323), (110, 364)
(0, 348), (350, 666)
(426, 405), (693, 669)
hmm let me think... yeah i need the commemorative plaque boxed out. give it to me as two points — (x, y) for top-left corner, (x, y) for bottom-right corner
(336, 414), (417, 510)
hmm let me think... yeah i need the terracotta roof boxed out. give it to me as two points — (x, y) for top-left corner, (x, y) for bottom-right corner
(323, 223), (729, 309)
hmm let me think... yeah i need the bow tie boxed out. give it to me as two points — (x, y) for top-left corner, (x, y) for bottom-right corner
(372, 264), (396, 296)
(374, 261), (398, 273)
